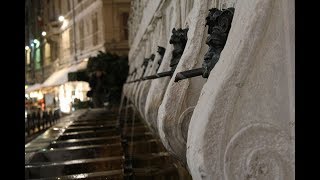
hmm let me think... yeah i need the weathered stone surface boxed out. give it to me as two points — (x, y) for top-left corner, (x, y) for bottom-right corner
(137, 48), (163, 120)
(125, 0), (294, 179)
(129, 0), (163, 61)
(157, 0), (208, 163)
(186, 0), (294, 179)
(144, 0), (182, 134)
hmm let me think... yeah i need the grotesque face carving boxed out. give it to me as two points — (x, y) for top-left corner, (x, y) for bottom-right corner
(142, 58), (149, 67)
(169, 28), (189, 45)
(141, 54), (156, 77)
(205, 8), (221, 34)
(169, 28), (189, 69)
(156, 46), (166, 71)
(202, 8), (234, 78)
(149, 54), (155, 61)
(157, 46), (166, 57)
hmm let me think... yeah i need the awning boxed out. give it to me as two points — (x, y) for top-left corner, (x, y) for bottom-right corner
(42, 66), (70, 87)
(25, 83), (43, 93)
(68, 70), (89, 82)
(42, 60), (88, 88)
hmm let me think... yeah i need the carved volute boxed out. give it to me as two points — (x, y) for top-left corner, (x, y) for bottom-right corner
(169, 28), (189, 70)
(156, 46), (166, 71)
(202, 8), (235, 78)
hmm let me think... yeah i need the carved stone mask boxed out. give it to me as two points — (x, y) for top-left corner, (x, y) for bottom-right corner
(156, 46), (166, 71)
(210, 8), (234, 47)
(202, 7), (235, 78)
(149, 54), (155, 61)
(157, 46), (166, 57)
(142, 58), (149, 67)
(169, 28), (189, 69)
(169, 28), (189, 45)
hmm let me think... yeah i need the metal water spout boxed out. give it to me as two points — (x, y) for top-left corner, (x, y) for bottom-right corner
(174, 8), (235, 82)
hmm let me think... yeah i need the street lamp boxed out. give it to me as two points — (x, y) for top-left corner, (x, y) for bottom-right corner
(42, 31), (47, 36)
(25, 46), (30, 50)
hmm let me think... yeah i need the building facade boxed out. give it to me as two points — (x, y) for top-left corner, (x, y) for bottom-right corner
(25, 0), (130, 113)
(124, 0), (295, 179)
(25, 0), (130, 85)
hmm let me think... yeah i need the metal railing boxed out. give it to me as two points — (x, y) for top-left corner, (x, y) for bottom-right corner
(25, 109), (61, 137)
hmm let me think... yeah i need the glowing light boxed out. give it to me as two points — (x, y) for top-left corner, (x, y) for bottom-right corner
(42, 31), (47, 36)
(38, 93), (44, 99)
(58, 82), (90, 113)
(25, 85), (28, 89)
(71, 174), (88, 179)
(58, 16), (64, 22)
(29, 92), (43, 99)
(60, 19), (69, 30)
(33, 39), (40, 48)
(25, 46), (29, 51)
(29, 92), (36, 98)
(59, 85), (72, 113)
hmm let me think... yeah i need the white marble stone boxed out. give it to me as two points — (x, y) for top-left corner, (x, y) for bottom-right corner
(129, 0), (163, 61)
(186, 0), (295, 179)
(144, 0), (182, 134)
(157, 0), (208, 163)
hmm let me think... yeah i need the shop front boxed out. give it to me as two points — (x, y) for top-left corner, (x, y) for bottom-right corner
(25, 60), (90, 114)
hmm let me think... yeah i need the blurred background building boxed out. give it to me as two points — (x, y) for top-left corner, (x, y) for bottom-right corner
(25, 0), (130, 114)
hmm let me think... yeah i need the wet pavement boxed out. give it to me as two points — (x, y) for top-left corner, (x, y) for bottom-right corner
(25, 107), (192, 179)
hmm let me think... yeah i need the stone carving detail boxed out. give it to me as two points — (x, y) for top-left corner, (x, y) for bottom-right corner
(186, 0), (294, 179)
(157, 0), (208, 166)
(202, 8), (235, 78)
(128, 68), (137, 81)
(141, 54), (155, 78)
(128, 0), (145, 44)
(177, 106), (195, 145)
(224, 123), (294, 180)
(169, 28), (189, 70)
(143, 0), (181, 138)
(156, 46), (166, 71)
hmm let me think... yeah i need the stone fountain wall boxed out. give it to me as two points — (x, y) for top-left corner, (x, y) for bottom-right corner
(124, 0), (294, 179)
